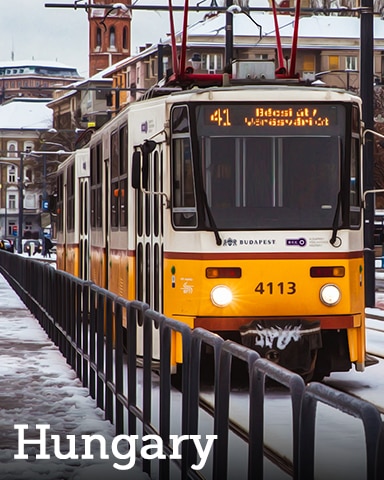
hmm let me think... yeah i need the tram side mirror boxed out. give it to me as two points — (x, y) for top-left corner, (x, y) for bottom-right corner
(141, 140), (156, 190)
(132, 141), (156, 190)
(131, 151), (141, 189)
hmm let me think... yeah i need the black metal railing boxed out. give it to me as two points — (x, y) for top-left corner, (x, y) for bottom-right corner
(0, 250), (383, 479)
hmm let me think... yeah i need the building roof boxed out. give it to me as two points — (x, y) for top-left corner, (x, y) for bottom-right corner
(0, 59), (80, 71)
(186, 12), (384, 47)
(0, 98), (53, 130)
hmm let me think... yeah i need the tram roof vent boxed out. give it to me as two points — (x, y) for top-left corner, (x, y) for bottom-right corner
(231, 60), (276, 81)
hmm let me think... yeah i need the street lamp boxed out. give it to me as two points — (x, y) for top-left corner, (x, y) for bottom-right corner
(17, 151), (24, 253)
(17, 147), (33, 254)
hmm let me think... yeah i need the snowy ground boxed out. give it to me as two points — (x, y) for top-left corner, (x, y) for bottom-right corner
(0, 274), (148, 480)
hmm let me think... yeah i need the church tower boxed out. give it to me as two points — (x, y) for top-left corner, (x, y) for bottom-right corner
(88, 0), (131, 77)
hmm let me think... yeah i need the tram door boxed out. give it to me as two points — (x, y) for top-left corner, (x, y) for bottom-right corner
(78, 177), (89, 280)
(135, 149), (164, 314)
(77, 152), (90, 280)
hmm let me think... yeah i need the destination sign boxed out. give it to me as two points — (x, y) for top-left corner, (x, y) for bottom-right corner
(205, 104), (338, 128)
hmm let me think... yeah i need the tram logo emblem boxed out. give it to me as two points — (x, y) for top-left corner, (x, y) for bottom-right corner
(223, 238), (237, 247)
(181, 280), (193, 294)
(141, 121), (148, 133)
(286, 237), (307, 247)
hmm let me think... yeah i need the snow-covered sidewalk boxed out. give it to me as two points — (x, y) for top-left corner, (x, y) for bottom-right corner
(0, 274), (148, 480)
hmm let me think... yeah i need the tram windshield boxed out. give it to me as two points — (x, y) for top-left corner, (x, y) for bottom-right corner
(194, 103), (347, 230)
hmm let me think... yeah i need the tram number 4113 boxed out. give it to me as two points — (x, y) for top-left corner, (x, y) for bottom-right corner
(255, 281), (296, 295)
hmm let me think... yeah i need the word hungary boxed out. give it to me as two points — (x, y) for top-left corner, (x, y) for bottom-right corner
(14, 424), (217, 470)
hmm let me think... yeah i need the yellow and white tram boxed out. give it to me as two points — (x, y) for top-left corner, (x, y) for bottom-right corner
(56, 83), (367, 380)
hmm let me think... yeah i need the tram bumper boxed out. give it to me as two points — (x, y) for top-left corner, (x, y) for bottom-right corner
(239, 319), (322, 378)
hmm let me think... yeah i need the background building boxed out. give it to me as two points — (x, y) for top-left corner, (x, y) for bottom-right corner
(0, 60), (82, 104)
(88, 0), (132, 76)
(0, 98), (53, 244)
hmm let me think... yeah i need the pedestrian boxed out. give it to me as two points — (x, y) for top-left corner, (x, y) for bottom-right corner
(43, 236), (53, 258)
(46, 237), (53, 258)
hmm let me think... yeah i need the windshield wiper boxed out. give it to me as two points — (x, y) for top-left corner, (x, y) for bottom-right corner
(202, 190), (222, 246)
(330, 191), (342, 246)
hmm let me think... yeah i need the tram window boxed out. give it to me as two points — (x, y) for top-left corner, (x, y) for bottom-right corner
(111, 127), (128, 229)
(200, 135), (340, 230)
(120, 125), (128, 175)
(349, 137), (360, 227)
(194, 102), (350, 231)
(205, 137), (274, 209)
(91, 190), (95, 228)
(111, 131), (119, 178)
(172, 137), (197, 227)
(91, 144), (103, 229)
(67, 164), (75, 232)
(208, 138), (236, 208)
(172, 106), (189, 134)
(244, 138), (274, 207)
(111, 181), (119, 228)
(282, 137), (339, 211)
(96, 189), (102, 228)
(153, 151), (160, 237)
(120, 178), (128, 227)
(352, 105), (360, 133)
(56, 174), (63, 233)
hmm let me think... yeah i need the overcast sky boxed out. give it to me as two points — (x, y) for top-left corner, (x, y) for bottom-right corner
(0, 0), (212, 78)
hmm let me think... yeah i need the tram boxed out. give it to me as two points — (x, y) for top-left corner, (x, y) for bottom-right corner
(55, 2), (370, 380)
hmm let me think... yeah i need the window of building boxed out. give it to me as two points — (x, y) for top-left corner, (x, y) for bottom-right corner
(144, 60), (156, 79)
(96, 27), (102, 48)
(329, 55), (339, 70)
(302, 54), (316, 81)
(24, 142), (34, 153)
(345, 56), (357, 71)
(7, 142), (17, 157)
(8, 221), (16, 237)
(24, 193), (36, 209)
(8, 165), (16, 183)
(303, 55), (315, 71)
(162, 56), (169, 75)
(109, 27), (116, 49)
(122, 26), (128, 50)
(8, 193), (17, 209)
(201, 54), (223, 74)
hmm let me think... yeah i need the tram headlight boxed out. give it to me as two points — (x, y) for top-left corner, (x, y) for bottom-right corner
(210, 285), (233, 307)
(319, 284), (341, 306)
